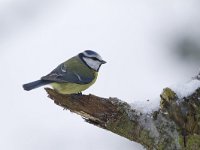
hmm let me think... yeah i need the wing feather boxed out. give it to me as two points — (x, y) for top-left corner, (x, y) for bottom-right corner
(41, 58), (94, 84)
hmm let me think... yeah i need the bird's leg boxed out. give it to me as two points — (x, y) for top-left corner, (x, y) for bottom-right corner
(77, 92), (82, 96)
(70, 92), (83, 99)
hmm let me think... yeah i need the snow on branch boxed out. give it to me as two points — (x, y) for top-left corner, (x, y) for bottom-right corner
(45, 78), (200, 150)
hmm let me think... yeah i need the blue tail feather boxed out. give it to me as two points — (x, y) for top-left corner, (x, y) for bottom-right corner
(23, 80), (52, 91)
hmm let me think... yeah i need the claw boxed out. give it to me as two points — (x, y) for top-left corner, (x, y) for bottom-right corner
(70, 92), (83, 99)
(77, 92), (82, 96)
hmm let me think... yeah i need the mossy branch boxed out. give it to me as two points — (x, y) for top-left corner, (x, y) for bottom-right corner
(45, 83), (200, 150)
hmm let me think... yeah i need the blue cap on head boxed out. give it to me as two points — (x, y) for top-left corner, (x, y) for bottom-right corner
(84, 50), (99, 56)
(79, 50), (106, 65)
(82, 50), (102, 60)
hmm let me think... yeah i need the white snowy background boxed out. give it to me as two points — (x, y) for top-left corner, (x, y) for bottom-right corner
(1, 0), (200, 150)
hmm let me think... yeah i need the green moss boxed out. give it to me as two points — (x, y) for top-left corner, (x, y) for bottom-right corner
(157, 144), (164, 149)
(160, 88), (177, 109)
(161, 88), (177, 101)
(106, 104), (155, 149)
(106, 111), (136, 140)
(179, 134), (200, 149)
(139, 130), (155, 149)
(195, 107), (200, 132)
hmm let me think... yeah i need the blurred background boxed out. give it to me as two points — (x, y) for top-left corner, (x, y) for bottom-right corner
(1, 0), (200, 150)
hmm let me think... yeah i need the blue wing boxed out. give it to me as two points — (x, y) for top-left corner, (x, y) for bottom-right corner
(41, 63), (94, 84)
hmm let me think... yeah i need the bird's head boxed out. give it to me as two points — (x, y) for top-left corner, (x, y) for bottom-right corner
(79, 50), (106, 71)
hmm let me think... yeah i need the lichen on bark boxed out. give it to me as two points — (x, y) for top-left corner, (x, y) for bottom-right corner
(45, 83), (200, 150)
(160, 87), (200, 149)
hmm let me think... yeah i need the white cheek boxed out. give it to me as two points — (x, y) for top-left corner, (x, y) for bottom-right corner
(83, 57), (101, 71)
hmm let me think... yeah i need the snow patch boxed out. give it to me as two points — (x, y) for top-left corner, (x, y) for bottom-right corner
(131, 97), (160, 114)
(170, 79), (200, 99)
(131, 79), (200, 113)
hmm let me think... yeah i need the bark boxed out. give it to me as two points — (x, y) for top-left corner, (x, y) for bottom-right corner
(45, 80), (200, 150)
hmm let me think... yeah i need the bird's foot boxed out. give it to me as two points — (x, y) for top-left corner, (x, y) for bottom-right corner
(70, 92), (83, 99)
(77, 92), (82, 96)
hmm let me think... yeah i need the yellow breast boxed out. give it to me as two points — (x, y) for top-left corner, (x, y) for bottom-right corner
(51, 72), (98, 94)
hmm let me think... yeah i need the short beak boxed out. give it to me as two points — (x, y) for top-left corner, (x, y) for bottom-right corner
(101, 60), (107, 64)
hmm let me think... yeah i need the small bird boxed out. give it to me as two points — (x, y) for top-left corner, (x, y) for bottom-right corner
(23, 50), (106, 94)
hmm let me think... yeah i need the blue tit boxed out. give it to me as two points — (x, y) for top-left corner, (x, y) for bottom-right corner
(23, 50), (106, 94)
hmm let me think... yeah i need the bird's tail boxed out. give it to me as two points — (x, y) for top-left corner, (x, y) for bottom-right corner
(23, 80), (52, 91)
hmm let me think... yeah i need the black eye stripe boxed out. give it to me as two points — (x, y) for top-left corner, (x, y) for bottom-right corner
(84, 56), (99, 61)
(92, 57), (99, 60)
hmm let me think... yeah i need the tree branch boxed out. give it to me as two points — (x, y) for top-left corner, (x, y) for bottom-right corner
(45, 81), (200, 149)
